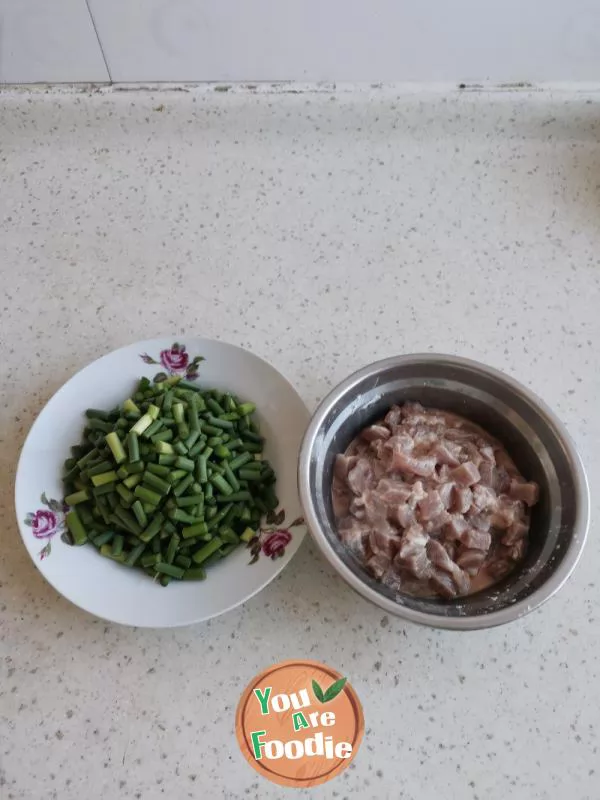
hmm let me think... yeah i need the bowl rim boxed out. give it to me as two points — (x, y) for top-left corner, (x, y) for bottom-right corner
(298, 352), (590, 631)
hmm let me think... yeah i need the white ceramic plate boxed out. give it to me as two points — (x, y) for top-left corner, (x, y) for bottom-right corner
(15, 338), (309, 627)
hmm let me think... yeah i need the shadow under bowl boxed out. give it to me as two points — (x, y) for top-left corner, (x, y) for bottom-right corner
(298, 354), (589, 630)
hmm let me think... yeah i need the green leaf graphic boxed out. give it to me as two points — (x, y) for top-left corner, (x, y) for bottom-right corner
(273, 509), (285, 526)
(39, 541), (51, 560)
(312, 679), (325, 703)
(323, 677), (347, 703)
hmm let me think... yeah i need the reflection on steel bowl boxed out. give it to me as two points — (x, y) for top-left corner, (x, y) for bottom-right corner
(298, 354), (589, 631)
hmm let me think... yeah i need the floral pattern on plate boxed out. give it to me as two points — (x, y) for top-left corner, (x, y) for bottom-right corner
(23, 494), (69, 560)
(140, 342), (204, 382)
(246, 511), (305, 564)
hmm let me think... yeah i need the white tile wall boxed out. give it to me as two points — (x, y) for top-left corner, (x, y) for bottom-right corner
(0, 0), (109, 83)
(88, 0), (600, 83)
(1, 0), (600, 84)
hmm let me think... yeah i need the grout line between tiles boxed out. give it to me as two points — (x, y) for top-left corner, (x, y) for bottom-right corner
(3, 81), (600, 96)
(83, 0), (113, 83)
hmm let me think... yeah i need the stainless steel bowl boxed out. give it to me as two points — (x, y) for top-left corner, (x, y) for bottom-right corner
(298, 354), (590, 630)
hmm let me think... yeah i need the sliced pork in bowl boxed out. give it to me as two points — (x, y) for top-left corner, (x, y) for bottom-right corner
(298, 354), (589, 630)
(331, 402), (540, 601)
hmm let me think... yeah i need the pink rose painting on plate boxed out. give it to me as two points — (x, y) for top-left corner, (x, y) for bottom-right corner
(246, 511), (304, 565)
(23, 494), (69, 560)
(261, 529), (293, 558)
(140, 342), (204, 383)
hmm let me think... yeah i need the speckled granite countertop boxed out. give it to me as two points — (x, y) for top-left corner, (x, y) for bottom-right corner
(1, 87), (599, 800)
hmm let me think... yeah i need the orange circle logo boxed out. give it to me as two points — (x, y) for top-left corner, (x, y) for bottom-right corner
(235, 659), (364, 788)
